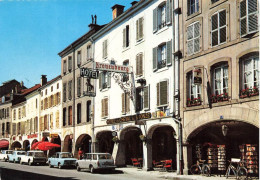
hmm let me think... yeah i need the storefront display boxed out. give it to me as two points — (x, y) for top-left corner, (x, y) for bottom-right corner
(207, 147), (218, 168)
(217, 145), (226, 171)
(240, 144), (258, 174)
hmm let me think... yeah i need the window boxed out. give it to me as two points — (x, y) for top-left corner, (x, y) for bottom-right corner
(136, 53), (143, 76)
(102, 40), (108, 58)
(240, 0), (258, 37)
(56, 111), (60, 128)
(241, 55), (259, 89)
(136, 17), (144, 41)
(68, 106), (72, 125)
(44, 98), (48, 109)
(51, 86), (53, 92)
(153, 1), (172, 32)
(77, 51), (81, 66)
(122, 92), (130, 114)
(87, 45), (92, 60)
(50, 95), (54, 107)
(2, 123), (5, 136)
(6, 122), (10, 134)
(187, 21), (200, 55)
(211, 10), (227, 47)
(153, 40), (172, 71)
(68, 56), (72, 71)
(101, 98), (108, 118)
(68, 80), (72, 100)
(50, 113), (53, 129)
(30, 119), (33, 133)
(63, 60), (67, 74)
(18, 108), (21, 119)
(77, 103), (81, 124)
(188, 0), (199, 16)
(212, 63), (228, 95)
(57, 92), (61, 104)
(187, 72), (202, 105)
(57, 83), (59, 89)
(136, 85), (150, 112)
(35, 99), (37, 109)
(13, 110), (16, 120)
(123, 25), (130, 48)
(44, 115), (48, 130)
(157, 81), (168, 107)
(99, 72), (111, 90)
(22, 106), (26, 117)
(77, 77), (81, 97)
(63, 108), (66, 126)
(87, 101), (91, 122)
(45, 89), (47, 96)
(34, 117), (38, 133)
(6, 108), (9, 117)
(123, 60), (129, 82)
(12, 123), (16, 135)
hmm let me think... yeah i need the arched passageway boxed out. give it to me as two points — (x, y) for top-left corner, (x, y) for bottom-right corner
(96, 131), (114, 154)
(74, 134), (91, 158)
(63, 135), (72, 153)
(49, 135), (61, 157)
(11, 141), (21, 150)
(23, 140), (30, 151)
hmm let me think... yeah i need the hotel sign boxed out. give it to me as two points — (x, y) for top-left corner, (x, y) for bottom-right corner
(96, 62), (129, 73)
(106, 112), (151, 124)
(80, 68), (99, 79)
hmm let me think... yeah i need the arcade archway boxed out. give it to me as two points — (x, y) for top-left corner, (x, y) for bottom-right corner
(63, 135), (72, 153)
(96, 131), (114, 154)
(49, 135), (61, 157)
(23, 140), (30, 151)
(74, 134), (91, 158)
(11, 141), (21, 150)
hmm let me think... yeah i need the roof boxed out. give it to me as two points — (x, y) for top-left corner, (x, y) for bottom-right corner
(21, 84), (41, 96)
(39, 75), (61, 90)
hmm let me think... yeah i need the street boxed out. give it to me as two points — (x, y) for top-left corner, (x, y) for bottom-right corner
(0, 161), (162, 180)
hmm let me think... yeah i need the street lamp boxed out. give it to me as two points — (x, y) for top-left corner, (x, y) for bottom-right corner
(222, 125), (228, 136)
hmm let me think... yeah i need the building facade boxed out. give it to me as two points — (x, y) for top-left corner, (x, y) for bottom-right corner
(179, 0), (259, 175)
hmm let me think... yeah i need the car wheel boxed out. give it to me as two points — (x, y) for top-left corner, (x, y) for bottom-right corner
(49, 162), (53, 168)
(90, 166), (95, 174)
(28, 160), (32, 166)
(58, 163), (62, 169)
(20, 160), (23, 165)
(13, 159), (15, 163)
(76, 164), (81, 172)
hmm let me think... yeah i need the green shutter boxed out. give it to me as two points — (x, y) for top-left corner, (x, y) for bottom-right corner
(153, 47), (158, 71)
(143, 85), (149, 109)
(107, 73), (111, 88)
(153, 8), (158, 32)
(136, 19), (139, 41)
(99, 72), (102, 90)
(160, 81), (168, 106)
(166, 0), (172, 24)
(166, 40), (172, 66)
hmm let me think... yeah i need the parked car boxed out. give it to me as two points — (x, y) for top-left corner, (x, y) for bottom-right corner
(20, 150), (46, 166)
(76, 153), (116, 173)
(48, 152), (77, 169)
(7, 151), (26, 163)
(0, 150), (13, 162)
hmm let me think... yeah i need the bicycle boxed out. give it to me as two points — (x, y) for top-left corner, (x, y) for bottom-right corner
(190, 159), (211, 176)
(226, 158), (248, 180)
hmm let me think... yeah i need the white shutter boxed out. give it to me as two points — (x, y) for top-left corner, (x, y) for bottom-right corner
(143, 85), (150, 109)
(136, 19), (139, 41)
(139, 17), (144, 40)
(187, 24), (193, 55)
(136, 54), (140, 76)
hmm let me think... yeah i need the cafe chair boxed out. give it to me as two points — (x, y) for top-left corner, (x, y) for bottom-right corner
(131, 158), (141, 167)
(163, 159), (173, 171)
(153, 160), (163, 169)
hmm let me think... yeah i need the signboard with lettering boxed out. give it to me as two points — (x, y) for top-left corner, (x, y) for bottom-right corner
(106, 112), (151, 124)
(42, 132), (50, 137)
(50, 133), (59, 138)
(27, 134), (38, 139)
(83, 91), (96, 97)
(80, 68), (99, 79)
(96, 62), (129, 73)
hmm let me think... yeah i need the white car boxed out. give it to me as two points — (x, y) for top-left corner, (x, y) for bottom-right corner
(76, 153), (116, 173)
(20, 151), (46, 166)
(0, 150), (13, 162)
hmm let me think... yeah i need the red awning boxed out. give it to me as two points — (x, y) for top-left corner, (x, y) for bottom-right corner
(0, 140), (9, 148)
(31, 141), (60, 151)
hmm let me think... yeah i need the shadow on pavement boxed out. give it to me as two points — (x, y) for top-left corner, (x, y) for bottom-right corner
(78, 169), (124, 175)
(0, 167), (79, 180)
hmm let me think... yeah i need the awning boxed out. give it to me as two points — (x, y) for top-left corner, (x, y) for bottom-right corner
(31, 141), (60, 151)
(0, 140), (9, 148)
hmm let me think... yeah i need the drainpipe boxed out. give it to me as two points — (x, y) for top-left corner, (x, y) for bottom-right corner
(72, 48), (76, 155)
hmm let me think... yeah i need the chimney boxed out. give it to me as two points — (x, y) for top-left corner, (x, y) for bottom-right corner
(111, 4), (125, 20)
(41, 75), (47, 86)
(131, 1), (138, 6)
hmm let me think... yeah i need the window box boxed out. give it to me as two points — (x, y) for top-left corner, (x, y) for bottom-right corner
(240, 87), (259, 98)
(211, 93), (229, 103)
(187, 97), (202, 107)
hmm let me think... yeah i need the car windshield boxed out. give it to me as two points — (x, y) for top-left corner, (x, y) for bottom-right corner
(98, 154), (112, 160)
(17, 152), (25, 155)
(34, 152), (45, 157)
(61, 153), (73, 158)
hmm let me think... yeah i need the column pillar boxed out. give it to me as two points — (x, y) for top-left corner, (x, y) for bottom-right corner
(142, 139), (153, 171)
(183, 143), (192, 175)
(175, 137), (180, 174)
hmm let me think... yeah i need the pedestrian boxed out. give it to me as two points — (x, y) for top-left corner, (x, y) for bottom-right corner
(78, 148), (83, 160)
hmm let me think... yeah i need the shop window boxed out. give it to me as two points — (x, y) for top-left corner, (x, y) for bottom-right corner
(153, 40), (172, 71)
(136, 85), (150, 112)
(240, 0), (258, 37)
(101, 98), (108, 118)
(157, 81), (168, 107)
(68, 56), (72, 71)
(77, 103), (81, 124)
(136, 53), (143, 76)
(87, 45), (92, 60)
(63, 108), (66, 127)
(122, 92), (130, 114)
(87, 101), (91, 122)
(188, 0), (199, 16)
(187, 21), (200, 55)
(63, 83), (66, 102)
(68, 106), (72, 126)
(63, 60), (67, 74)
(77, 51), (81, 66)
(211, 9), (227, 47)
(102, 39), (108, 59)
(187, 72), (202, 106)
(77, 77), (81, 97)
(123, 25), (130, 48)
(136, 17), (144, 42)
(240, 54), (259, 98)
(99, 71), (111, 90)
(211, 63), (229, 103)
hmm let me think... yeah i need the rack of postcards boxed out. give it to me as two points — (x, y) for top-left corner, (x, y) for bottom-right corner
(239, 144), (258, 175)
(207, 147), (218, 168)
(195, 144), (202, 160)
(217, 145), (226, 172)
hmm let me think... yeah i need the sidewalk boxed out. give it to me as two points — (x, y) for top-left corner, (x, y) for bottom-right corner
(117, 167), (259, 180)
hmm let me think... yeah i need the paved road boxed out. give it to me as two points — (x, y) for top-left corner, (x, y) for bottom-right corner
(0, 161), (162, 180)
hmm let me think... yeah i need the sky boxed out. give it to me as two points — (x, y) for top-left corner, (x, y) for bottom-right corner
(0, 0), (134, 88)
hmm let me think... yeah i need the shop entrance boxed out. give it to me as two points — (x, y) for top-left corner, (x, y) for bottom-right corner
(152, 126), (177, 170)
(74, 134), (91, 158)
(23, 140), (30, 151)
(96, 131), (114, 154)
(49, 136), (61, 157)
(11, 141), (21, 150)
(121, 127), (143, 165)
(63, 135), (72, 153)
(188, 120), (259, 175)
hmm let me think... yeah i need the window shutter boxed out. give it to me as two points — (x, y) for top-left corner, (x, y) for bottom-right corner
(105, 40), (108, 58)
(160, 81), (168, 106)
(77, 52), (81, 66)
(139, 17), (144, 40)
(153, 47), (158, 71)
(240, 0), (247, 36)
(211, 14), (218, 46)
(187, 0), (191, 15)
(123, 28), (126, 48)
(136, 19), (139, 41)
(143, 85), (150, 109)
(157, 83), (160, 106)
(58, 92), (61, 104)
(194, 22), (200, 53)
(101, 99), (104, 117)
(219, 10), (226, 44)
(126, 93), (130, 113)
(105, 98), (108, 117)
(135, 88), (142, 112)
(136, 54), (140, 76)
(99, 72), (103, 90)
(122, 93), (125, 114)
(107, 73), (111, 88)
(153, 8), (158, 32)
(77, 77), (81, 97)
(139, 53), (143, 75)
(102, 41), (105, 58)
(166, 0), (172, 24)
(166, 40), (172, 66)
(248, 0), (258, 33)
(187, 25), (193, 55)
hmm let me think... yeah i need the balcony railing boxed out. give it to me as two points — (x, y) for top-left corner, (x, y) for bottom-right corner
(158, 59), (166, 69)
